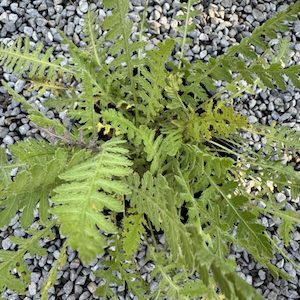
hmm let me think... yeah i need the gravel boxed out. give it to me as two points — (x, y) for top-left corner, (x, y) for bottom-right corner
(0, 0), (299, 299)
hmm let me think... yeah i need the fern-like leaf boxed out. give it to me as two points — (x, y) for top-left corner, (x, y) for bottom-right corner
(51, 139), (132, 264)
(122, 213), (145, 257)
(0, 141), (68, 228)
(0, 37), (73, 82)
(0, 224), (55, 294)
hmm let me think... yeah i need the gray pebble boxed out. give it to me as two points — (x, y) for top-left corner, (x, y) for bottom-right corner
(3, 135), (14, 145)
(252, 8), (266, 22)
(31, 272), (40, 283)
(199, 33), (209, 42)
(249, 99), (256, 109)
(63, 281), (73, 295)
(78, 291), (90, 300)
(258, 270), (266, 281)
(0, 127), (9, 138)
(275, 193), (286, 203)
(248, 115), (258, 124)
(19, 124), (30, 135)
(24, 26), (33, 36)
(79, 0), (88, 14)
(1, 238), (12, 250)
(0, 11), (8, 22)
(28, 283), (37, 296)
(14, 79), (26, 93)
(75, 276), (86, 285)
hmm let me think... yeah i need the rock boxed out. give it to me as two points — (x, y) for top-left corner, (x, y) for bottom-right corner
(0, 127), (9, 138)
(153, 10), (160, 20)
(19, 124), (30, 135)
(252, 8), (266, 22)
(249, 99), (256, 109)
(36, 17), (47, 27)
(0, 11), (8, 22)
(3, 135), (14, 145)
(222, 0), (232, 8)
(248, 116), (258, 124)
(70, 259), (80, 269)
(275, 193), (286, 203)
(28, 283), (37, 296)
(148, 20), (160, 33)
(63, 281), (73, 295)
(4, 22), (16, 32)
(31, 272), (40, 283)
(258, 270), (266, 281)
(0, 0), (10, 7)
(8, 13), (18, 23)
(268, 291), (277, 300)
(24, 26), (33, 36)
(87, 282), (97, 293)
(1, 238), (12, 250)
(14, 79), (25, 93)
(276, 259), (284, 269)
(79, 0), (88, 13)
(244, 5), (252, 13)
(199, 33), (209, 41)
(75, 276), (86, 285)
(78, 291), (90, 300)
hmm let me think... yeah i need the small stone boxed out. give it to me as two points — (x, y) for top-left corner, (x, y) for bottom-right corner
(0, 11), (8, 22)
(1, 238), (12, 250)
(274, 97), (284, 106)
(9, 123), (16, 131)
(245, 275), (252, 285)
(248, 116), (258, 124)
(3, 135), (14, 145)
(70, 259), (80, 269)
(18, 124), (30, 136)
(244, 5), (252, 13)
(252, 8), (265, 22)
(79, 0), (88, 13)
(14, 79), (25, 93)
(63, 281), (73, 295)
(276, 259), (284, 269)
(258, 270), (266, 281)
(79, 291), (90, 300)
(153, 10), (160, 20)
(24, 26), (33, 36)
(46, 31), (53, 42)
(36, 17), (47, 27)
(0, 0), (10, 7)
(222, 0), (232, 8)
(148, 20), (160, 33)
(75, 276), (86, 285)
(268, 291), (277, 300)
(53, 250), (60, 259)
(249, 99), (256, 109)
(74, 285), (83, 295)
(66, 23), (75, 35)
(4, 22), (16, 32)
(28, 283), (37, 296)
(170, 19), (178, 29)
(87, 282), (97, 293)
(31, 272), (40, 283)
(275, 193), (286, 203)
(0, 127), (9, 138)
(199, 50), (207, 59)
(199, 33), (209, 42)
(8, 13), (18, 23)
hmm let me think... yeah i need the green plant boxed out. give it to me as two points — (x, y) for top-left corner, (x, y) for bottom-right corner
(0, 1), (300, 299)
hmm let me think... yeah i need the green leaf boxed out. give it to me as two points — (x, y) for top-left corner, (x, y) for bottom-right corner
(52, 139), (133, 264)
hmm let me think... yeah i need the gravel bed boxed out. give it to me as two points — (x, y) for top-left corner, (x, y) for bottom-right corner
(0, 0), (299, 299)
